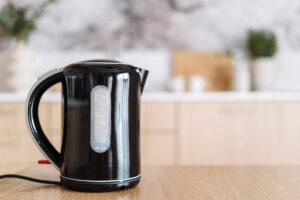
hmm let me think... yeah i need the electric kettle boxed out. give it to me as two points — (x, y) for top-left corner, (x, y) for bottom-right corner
(25, 60), (148, 192)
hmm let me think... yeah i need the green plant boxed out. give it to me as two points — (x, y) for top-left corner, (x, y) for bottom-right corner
(247, 29), (277, 58)
(0, 0), (55, 43)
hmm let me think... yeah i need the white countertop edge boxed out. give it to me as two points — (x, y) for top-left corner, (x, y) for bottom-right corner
(0, 92), (61, 103)
(141, 91), (300, 102)
(1, 91), (300, 102)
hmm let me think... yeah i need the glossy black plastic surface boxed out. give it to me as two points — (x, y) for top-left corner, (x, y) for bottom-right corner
(60, 175), (140, 192)
(26, 70), (63, 169)
(26, 60), (148, 192)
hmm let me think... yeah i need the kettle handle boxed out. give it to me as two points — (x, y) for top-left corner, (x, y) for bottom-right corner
(26, 68), (64, 170)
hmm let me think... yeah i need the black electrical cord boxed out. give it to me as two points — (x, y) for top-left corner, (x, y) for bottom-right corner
(0, 174), (61, 185)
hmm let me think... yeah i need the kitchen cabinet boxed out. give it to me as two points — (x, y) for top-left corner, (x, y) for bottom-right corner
(1, 99), (300, 165)
(177, 102), (300, 165)
(0, 103), (50, 132)
(141, 102), (175, 130)
(0, 101), (177, 165)
(0, 102), (52, 162)
(141, 130), (175, 165)
(140, 102), (176, 165)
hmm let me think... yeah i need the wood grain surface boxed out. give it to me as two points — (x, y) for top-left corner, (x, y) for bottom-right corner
(177, 102), (300, 165)
(1, 164), (300, 199)
(173, 51), (232, 91)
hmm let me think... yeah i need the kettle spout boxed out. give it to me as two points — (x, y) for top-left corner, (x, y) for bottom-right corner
(137, 68), (149, 94)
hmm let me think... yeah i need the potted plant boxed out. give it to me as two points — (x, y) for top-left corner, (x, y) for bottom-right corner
(247, 29), (277, 90)
(0, 0), (54, 92)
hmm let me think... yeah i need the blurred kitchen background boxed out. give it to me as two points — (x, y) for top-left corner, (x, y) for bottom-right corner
(1, 0), (300, 170)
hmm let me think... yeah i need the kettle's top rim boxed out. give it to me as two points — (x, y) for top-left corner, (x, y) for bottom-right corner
(66, 59), (148, 72)
(75, 59), (122, 64)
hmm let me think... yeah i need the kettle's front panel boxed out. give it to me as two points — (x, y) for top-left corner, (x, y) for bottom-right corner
(60, 64), (141, 185)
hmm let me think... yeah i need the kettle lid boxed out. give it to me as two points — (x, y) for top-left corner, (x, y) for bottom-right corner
(77, 59), (121, 64)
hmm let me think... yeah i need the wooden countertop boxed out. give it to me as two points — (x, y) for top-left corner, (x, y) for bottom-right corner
(1, 164), (300, 199)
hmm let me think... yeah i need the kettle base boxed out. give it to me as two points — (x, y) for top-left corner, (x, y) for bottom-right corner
(60, 175), (140, 192)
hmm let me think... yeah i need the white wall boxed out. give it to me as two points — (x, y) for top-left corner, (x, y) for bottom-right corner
(22, 0), (300, 52)
(274, 51), (300, 91)
(2, 0), (300, 91)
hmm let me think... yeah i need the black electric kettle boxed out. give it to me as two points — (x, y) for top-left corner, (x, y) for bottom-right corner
(25, 60), (148, 192)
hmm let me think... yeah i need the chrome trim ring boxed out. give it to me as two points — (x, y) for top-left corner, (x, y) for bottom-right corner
(60, 174), (141, 183)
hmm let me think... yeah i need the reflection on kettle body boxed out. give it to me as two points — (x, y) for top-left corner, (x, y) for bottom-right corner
(115, 73), (130, 180)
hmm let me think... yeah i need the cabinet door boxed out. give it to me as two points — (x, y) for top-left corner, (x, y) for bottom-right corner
(0, 102), (52, 163)
(140, 102), (176, 165)
(48, 102), (62, 132)
(141, 130), (175, 165)
(0, 103), (50, 133)
(141, 102), (175, 129)
(178, 102), (300, 165)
